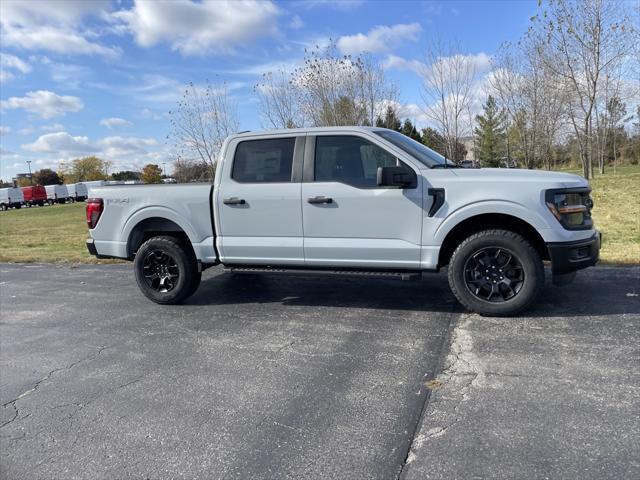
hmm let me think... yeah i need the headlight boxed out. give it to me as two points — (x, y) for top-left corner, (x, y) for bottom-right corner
(545, 188), (594, 230)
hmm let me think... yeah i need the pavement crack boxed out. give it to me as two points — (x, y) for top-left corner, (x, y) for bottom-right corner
(0, 345), (111, 430)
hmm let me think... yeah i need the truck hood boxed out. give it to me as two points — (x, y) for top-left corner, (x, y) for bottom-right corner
(433, 167), (588, 189)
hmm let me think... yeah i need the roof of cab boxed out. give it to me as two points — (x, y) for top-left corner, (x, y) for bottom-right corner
(228, 126), (386, 139)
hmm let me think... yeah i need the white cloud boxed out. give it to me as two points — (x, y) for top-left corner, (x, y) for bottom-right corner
(0, 53), (32, 82)
(1, 90), (84, 119)
(21, 131), (162, 171)
(0, 126), (11, 135)
(40, 123), (66, 133)
(383, 55), (425, 74)
(100, 117), (133, 129)
(0, 1), (119, 57)
(112, 0), (280, 56)
(23, 131), (95, 154)
(299, 0), (363, 11)
(337, 23), (421, 55)
(289, 14), (304, 29)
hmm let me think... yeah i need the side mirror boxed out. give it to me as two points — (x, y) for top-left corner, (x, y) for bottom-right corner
(376, 166), (417, 188)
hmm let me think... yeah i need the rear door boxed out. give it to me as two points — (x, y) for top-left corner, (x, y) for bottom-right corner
(216, 135), (305, 265)
(301, 133), (424, 268)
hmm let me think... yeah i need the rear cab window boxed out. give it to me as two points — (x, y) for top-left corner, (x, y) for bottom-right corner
(232, 137), (295, 183)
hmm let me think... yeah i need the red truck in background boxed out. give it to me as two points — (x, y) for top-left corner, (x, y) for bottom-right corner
(21, 185), (48, 207)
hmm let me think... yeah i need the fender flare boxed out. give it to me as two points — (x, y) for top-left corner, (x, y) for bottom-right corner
(121, 206), (202, 249)
(433, 200), (552, 245)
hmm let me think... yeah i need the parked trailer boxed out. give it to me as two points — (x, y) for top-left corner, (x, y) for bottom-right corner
(0, 187), (24, 211)
(21, 185), (48, 207)
(65, 183), (89, 202)
(45, 184), (69, 205)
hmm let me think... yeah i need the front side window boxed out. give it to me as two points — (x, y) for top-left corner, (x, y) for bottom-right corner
(232, 137), (295, 183)
(314, 136), (398, 188)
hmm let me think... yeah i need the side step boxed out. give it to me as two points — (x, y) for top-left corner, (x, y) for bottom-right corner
(223, 266), (423, 281)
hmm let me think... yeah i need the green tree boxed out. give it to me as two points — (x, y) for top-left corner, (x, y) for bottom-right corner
(421, 127), (446, 156)
(474, 95), (506, 167)
(33, 168), (62, 185)
(63, 156), (111, 183)
(141, 164), (163, 184)
(111, 170), (141, 181)
(401, 119), (422, 142)
(375, 105), (401, 131)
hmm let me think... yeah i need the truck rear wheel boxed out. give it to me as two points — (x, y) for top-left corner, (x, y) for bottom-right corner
(134, 236), (200, 304)
(448, 229), (544, 317)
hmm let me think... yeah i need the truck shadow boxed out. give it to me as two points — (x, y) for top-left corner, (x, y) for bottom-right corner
(187, 266), (640, 318)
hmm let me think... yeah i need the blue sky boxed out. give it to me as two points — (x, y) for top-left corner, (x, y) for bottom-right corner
(0, 0), (540, 180)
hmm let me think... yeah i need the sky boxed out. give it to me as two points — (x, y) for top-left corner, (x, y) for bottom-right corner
(0, 0), (542, 180)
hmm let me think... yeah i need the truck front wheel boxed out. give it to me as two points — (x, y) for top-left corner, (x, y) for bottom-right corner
(134, 236), (201, 304)
(448, 229), (544, 316)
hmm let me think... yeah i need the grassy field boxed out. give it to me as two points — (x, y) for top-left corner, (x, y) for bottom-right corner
(0, 166), (638, 264)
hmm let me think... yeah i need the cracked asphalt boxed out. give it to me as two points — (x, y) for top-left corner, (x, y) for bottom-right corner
(0, 264), (638, 479)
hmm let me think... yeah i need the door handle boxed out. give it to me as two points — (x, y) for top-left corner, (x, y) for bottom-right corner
(223, 197), (246, 205)
(307, 196), (333, 204)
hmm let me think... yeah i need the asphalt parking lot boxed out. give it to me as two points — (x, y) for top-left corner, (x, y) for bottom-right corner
(1, 264), (638, 479)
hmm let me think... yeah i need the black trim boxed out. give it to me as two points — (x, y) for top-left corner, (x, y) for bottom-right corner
(86, 238), (121, 260)
(208, 185), (220, 264)
(427, 188), (445, 217)
(547, 231), (600, 274)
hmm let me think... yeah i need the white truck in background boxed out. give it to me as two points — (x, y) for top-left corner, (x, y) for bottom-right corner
(45, 184), (69, 205)
(86, 127), (600, 316)
(0, 187), (24, 211)
(66, 183), (88, 202)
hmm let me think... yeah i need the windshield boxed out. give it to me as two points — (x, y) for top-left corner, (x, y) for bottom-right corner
(373, 129), (455, 168)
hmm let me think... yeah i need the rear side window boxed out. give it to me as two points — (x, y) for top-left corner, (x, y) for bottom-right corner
(232, 137), (295, 183)
(314, 135), (398, 188)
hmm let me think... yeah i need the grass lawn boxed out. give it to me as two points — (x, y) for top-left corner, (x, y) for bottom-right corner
(0, 202), (120, 264)
(0, 166), (638, 265)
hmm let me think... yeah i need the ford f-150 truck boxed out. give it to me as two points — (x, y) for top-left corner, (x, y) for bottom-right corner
(86, 127), (600, 316)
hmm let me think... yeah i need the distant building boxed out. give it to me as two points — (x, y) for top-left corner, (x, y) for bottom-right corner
(459, 136), (475, 161)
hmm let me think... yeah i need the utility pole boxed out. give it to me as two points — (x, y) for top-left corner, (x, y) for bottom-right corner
(26, 160), (33, 185)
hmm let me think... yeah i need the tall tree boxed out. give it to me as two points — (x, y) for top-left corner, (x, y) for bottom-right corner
(169, 80), (239, 179)
(255, 69), (304, 129)
(32, 168), (62, 185)
(141, 164), (163, 184)
(421, 127), (446, 156)
(537, 0), (634, 178)
(421, 38), (478, 161)
(375, 105), (402, 131)
(473, 96), (506, 167)
(401, 119), (422, 142)
(62, 156), (111, 183)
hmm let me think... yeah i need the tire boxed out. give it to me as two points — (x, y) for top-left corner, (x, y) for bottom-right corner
(134, 236), (199, 304)
(15, 204), (21, 209)
(47, 200), (54, 206)
(448, 229), (544, 317)
(0, 204), (6, 211)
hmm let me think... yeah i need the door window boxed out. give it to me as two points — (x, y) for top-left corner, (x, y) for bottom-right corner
(314, 136), (399, 188)
(232, 137), (295, 183)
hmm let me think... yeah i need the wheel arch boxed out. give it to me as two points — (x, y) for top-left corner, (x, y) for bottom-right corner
(127, 217), (195, 259)
(437, 213), (548, 268)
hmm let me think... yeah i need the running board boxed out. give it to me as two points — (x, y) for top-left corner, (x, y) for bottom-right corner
(223, 266), (423, 281)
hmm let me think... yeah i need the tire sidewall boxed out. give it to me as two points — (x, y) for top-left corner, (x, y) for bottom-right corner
(134, 237), (197, 304)
(449, 231), (544, 316)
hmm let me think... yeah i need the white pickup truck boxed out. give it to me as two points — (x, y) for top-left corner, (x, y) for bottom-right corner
(86, 127), (600, 316)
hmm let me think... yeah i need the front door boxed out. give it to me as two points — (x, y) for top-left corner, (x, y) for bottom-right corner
(302, 134), (423, 269)
(216, 135), (304, 265)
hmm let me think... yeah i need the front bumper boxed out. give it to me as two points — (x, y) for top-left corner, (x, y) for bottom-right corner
(547, 231), (601, 274)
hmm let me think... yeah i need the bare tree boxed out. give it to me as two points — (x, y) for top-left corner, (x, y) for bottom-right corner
(537, 0), (635, 178)
(420, 39), (479, 161)
(492, 36), (568, 170)
(168, 80), (239, 178)
(256, 42), (396, 128)
(255, 69), (304, 129)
